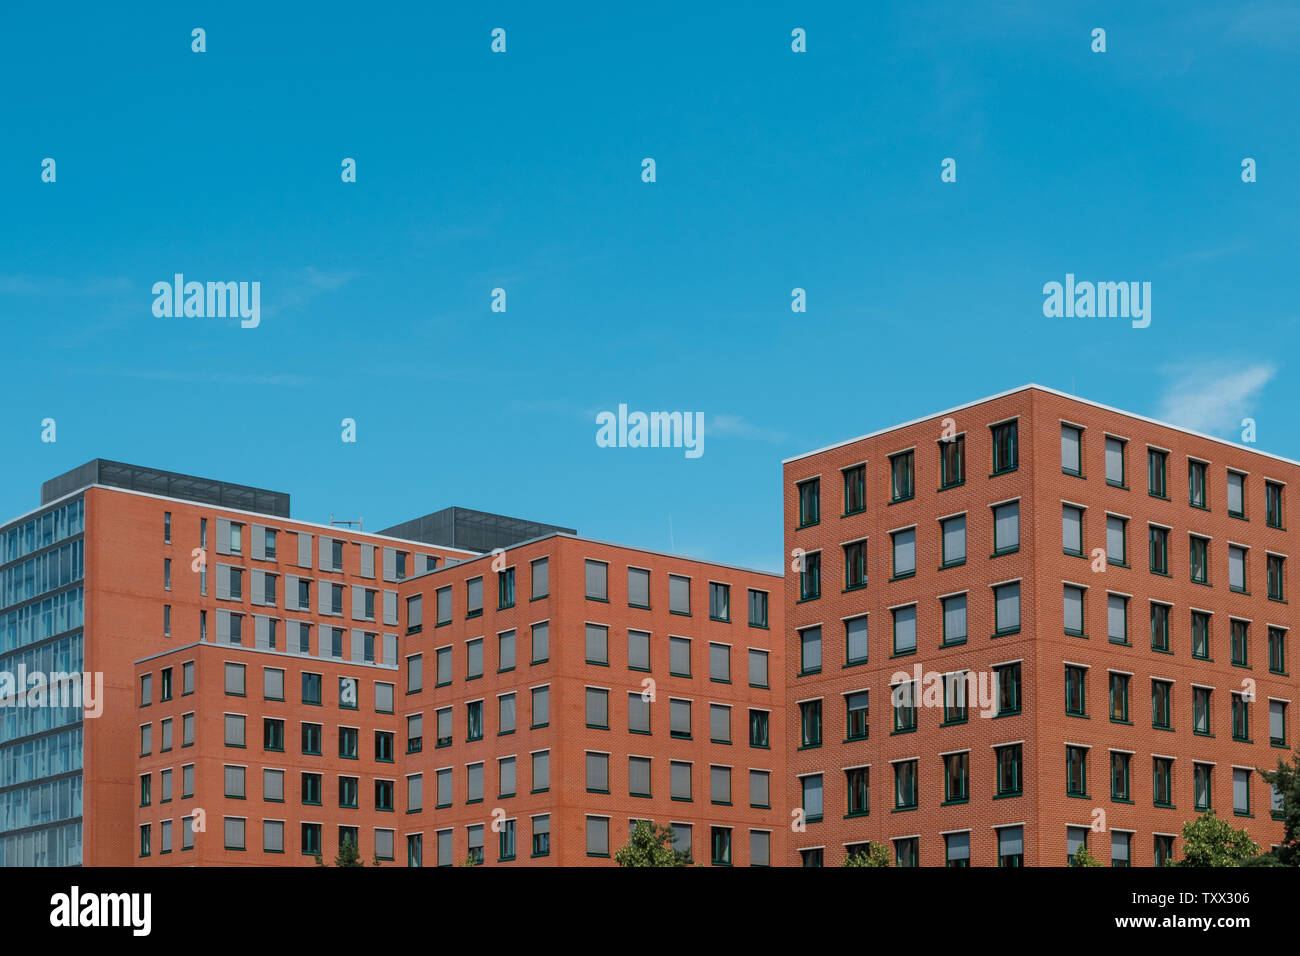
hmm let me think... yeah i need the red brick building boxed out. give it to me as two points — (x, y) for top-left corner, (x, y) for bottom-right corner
(784, 384), (1295, 866)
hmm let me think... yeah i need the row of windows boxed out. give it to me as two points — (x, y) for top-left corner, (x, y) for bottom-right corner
(581, 752), (771, 806)
(197, 516), (433, 581)
(138, 818), (398, 861)
(142, 662), (396, 711)
(421, 558), (772, 628)
(1061, 424), (1287, 527)
(795, 420), (1020, 526)
(0, 498), (84, 566)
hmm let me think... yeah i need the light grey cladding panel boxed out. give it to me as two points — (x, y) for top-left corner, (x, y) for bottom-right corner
(298, 532), (313, 568)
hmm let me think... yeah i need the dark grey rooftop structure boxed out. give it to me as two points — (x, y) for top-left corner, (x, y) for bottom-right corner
(380, 506), (574, 554)
(41, 459), (291, 517)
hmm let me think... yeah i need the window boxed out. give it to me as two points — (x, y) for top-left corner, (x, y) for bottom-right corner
(498, 692), (516, 735)
(531, 622), (549, 664)
(1189, 460), (1208, 508)
(465, 577), (484, 618)
(890, 451), (914, 501)
(1105, 437), (1126, 486)
(709, 582), (731, 621)
(467, 763), (485, 803)
(625, 629), (649, 671)
(710, 827), (732, 866)
(628, 691), (650, 734)
(940, 514), (966, 567)
(669, 636), (691, 676)
(585, 688), (609, 729)
(992, 501), (1019, 555)
(797, 478), (821, 526)
(1153, 758), (1174, 808)
(532, 816), (550, 857)
(435, 586), (452, 626)
(891, 528), (915, 578)
(1150, 679), (1173, 730)
(1062, 505), (1083, 556)
(222, 766), (246, 800)
(991, 421), (1018, 474)
(1193, 687), (1212, 735)
(1064, 584), (1085, 637)
(749, 648), (770, 686)
(943, 672), (969, 724)
(224, 714), (244, 747)
(798, 774), (822, 821)
(140, 773), (151, 807)
(1192, 611), (1211, 660)
(466, 638), (484, 679)
(944, 752), (969, 804)
(894, 838), (918, 868)
(844, 541), (867, 589)
(1227, 471), (1246, 518)
(670, 699), (691, 739)
(140, 674), (152, 706)
(530, 557), (548, 599)
(586, 817), (610, 858)
(893, 760), (918, 809)
(1065, 665), (1087, 716)
(892, 680), (917, 732)
(747, 589), (768, 628)
(1066, 746), (1088, 797)
(709, 643), (730, 682)
(225, 662), (246, 696)
(1231, 619), (1249, 667)
(264, 718), (284, 751)
(1190, 535), (1209, 584)
(1154, 835), (1174, 867)
(1268, 554), (1285, 601)
(942, 594), (966, 646)
(1150, 602), (1170, 652)
(888, 604), (916, 655)
(749, 710), (770, 748)
(993, 582), (1020, 636)
(1106, 515), (1127, 566)
(750, 770), (771, 810)
(435, 707), (452, 748)
(996, 745), (1022, 796)
(844, 464), (866, 513)
(628, 567), (650, 608)
(498, 630), (516, 672)
(1269, 627), (1287, 674)
(466, 825), (485, 865)
(1148, 448), (1168, 497)
(997, 826), (1023, 867)
(182, 661), (193, 695)
(224, 818), (245, 851)
(1146, 525), (1170, 576)
(585, 560), (608, 601)
(498, 567), (515, 609)
(1061, 424), (1083, 475)
(586, 752), (609, 794)
(846, 691), (869, 741)
(995, 662), (1021, 716)
(1232, 693), (1250, 741)
(466, 700), (484, 741)
(845, 766), (869, 816)
(710, 766), (732, 806)
(799, 626), (821, 674)
(1233, 768), (1251, 816)
(669, 575), (691, 614)
(585, 624), (608, 665)
(671, 761), (692, 801)
(799, 551), (821, 600)
(302, 672), (322, 706)
(937, 434), (965, 489)
(339, 726), (359, 759)
(1229, 544), (1248, 593)
(1066, 827), (1089, 864)
(1107, 593), (1128, 645)
(163, 604), (171, 637)
(1194, 763), (1212, 811)
(434, 646), (452, 686)
(1111, 751), (1131, 801)
(1266, 481), (1284, 528)
(799, 699), (822, 748)
(1109, 672), (1130, 723)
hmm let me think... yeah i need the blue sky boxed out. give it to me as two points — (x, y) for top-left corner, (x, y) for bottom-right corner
(2, 1), (1297, 573)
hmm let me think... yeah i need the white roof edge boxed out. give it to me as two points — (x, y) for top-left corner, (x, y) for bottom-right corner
(1, 482), (479, 556)
(782, 383), (1300, 470)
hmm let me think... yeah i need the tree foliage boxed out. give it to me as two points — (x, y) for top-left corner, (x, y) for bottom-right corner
(614, 821), (689, 867)
(842, 842), (892, 867)
(1175, 811), (1259, 867)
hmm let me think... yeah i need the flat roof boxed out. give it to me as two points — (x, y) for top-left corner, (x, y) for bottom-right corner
(782, 383), (1300, 470)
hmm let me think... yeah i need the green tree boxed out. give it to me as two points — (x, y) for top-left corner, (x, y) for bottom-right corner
(1258, 747), (1300, 866)
(1069, 845), (1103, 867)
(334, 833), (364, 867)
(614, 821), (689, 867)
(843, 842), (891, 867)
(1175, 811), (1259, 867)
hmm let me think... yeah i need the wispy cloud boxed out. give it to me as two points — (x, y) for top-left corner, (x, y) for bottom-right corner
(1155, 362), (1276, 436)
(709, 414), (788, 443)
(261, 267), (361, 316)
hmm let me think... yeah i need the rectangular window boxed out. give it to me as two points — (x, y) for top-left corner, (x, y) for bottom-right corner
(709, 582), (731, 621)
(709, 643), (730, 682)
(1268, 554), (1285, 601)
(628, 690), (650, 734)
(1228, 471), (1246, 518)
(846, 691), (869, 741)
(943, 673), (969, 724)
(531, 558), (548, 599)
(997, 826), (1023, 867)
(1106, 515), (1127, 566)
(935, 434), (965, 489)
(1064, 584), (1085, 637)
(586, 752), (610, 793)
(991, 421), (1018, 474)
(891, 529), (915, 578)
(669, 575), (691, 614)
(1231, 619), (1249, 667)
(798, 478), (821, 526)
(844, 464), (867, 513)
(1269, 627), (1287, 674)
(585, 624), (608, 665)
(1061, 424), (1083, 475)
(670, 636), (691, 677)
(892, 605), (917, 654)
(995, 663), (1021, 716)
(585, 688), (609, 729)
(1229, 544), (1247, 593)
(1267, 481), (1284, 528)
(498, 568), (515, 609)
(1107, 593), (1128, 645)
(1193, 687), (1212, 735)
(1191, 535), (1209, 584)
(890, 451), (915, 502)
(628, 567), (650, 608)
(798, 774), (822, 821)
(466, 638), (484, 679)
(1066, 746), (1088, 797)
(799, 551), (821, 600)
(531, 622), (549, 664)
(1195, 763), (1212, 811)
(1233, 768), (1251, 815)
(435, 586), (452, 625)
(585, 560), (608, 601)
(1270, 700), (1287, 746)
(748, 649), (770, 687)
(670, 699), (692, 739)
(844, 541), (867, 589)
(892, 681), (917, 732)
(747, 589), (768, 627)
(942, 594), (967, 646)
(1232, 693), (1250, 741)
(846, 766), (869, 817)
(996, 744), (1022, 796)
(993, 502), (1020, 555)
(1153, 758), (1174, 808)
(799, 626), (821, 674)
(993, 582), (1020, 636)
(941, 514), (966, 567)
(893, 760), (918, 809)
(1150, 602), (1170, 652)
(749, 710), (770, 748)
(1105, 437), (1126, 486)
(465, 577), (484, 618)
(1111, 751), (1131, 801)
(1148, 448), (1167, 497)
(1189, 460), (1208, 509)
(1063, 505), (1083, 556)
(799, 700), (822, 748)
(1065, 665), (1087, 716)
(1192, 611), (1211, 660)
(1152, 680), (1172, 730)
